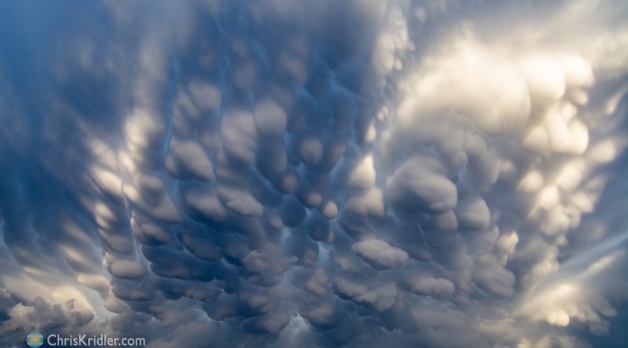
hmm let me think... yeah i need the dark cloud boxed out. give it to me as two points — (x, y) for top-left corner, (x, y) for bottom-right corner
(0, 0), (627, 347)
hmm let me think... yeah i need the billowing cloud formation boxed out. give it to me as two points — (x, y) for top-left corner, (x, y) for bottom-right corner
(0, 0), (627, 347)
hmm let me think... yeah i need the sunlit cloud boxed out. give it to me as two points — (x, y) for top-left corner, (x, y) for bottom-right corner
(0, 0), (626, 347)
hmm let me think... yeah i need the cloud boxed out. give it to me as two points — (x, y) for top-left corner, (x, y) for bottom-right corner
(407, 276), (455, 298)
(386, 155), (458, 215)
(351, 240), (408, 270)
(0, 0), (627, 347)
(0, 296), (99, 342)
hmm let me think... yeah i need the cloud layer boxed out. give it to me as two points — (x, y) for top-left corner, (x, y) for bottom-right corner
(0, 0), (627, 347)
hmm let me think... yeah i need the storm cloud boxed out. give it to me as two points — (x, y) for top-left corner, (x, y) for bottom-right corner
(1, 0), (627, 347)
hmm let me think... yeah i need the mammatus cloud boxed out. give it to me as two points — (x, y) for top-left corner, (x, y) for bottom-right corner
(0, 0), (627, 347)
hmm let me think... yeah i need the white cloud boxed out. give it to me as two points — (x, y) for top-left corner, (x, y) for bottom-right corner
(0, 0), (626, 347)
(351, 240), (408, 270)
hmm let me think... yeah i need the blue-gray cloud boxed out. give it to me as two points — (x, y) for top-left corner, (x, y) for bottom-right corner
(1, 0), (627, 347)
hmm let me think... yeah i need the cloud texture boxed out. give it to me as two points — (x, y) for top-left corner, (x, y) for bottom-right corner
(0, 0), (627, 347)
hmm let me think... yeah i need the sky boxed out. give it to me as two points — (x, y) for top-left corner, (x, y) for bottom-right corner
(0, 0), (627, 347)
